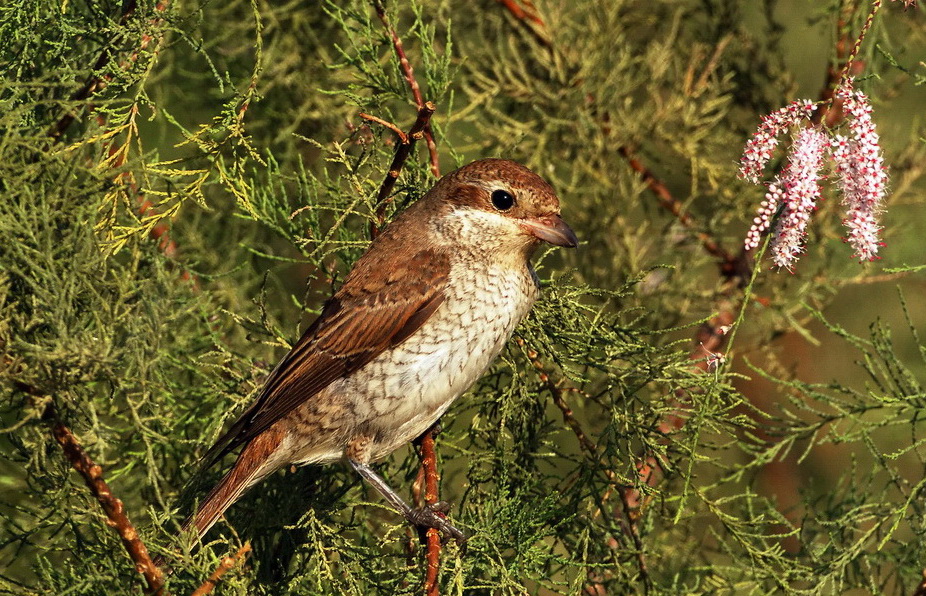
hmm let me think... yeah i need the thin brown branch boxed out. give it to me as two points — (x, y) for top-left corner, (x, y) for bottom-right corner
(614, 0), (880, 538)
(493, 0), (891, 582)
(494, 2), (738, 279)
(98, 107), (196, 284)
(372, 0), (440, 177)
(815, 0), (885, 127)
(495, 0), (545, 27)
(491, 6), (731, 588)
(51, 0), (187, 283)
(494, 0), (553, 49)
(49, 0), (168, 142)
(359, 112), (409, 144)
(371, 101), (436, 237)
(547, 378), (597, 457)
(617, 145), (739, 278)
(189, 543), (252, 596)
(419, 427), (442, 596)
(38, 400), (166, 595)
(813, 1), (857, 127)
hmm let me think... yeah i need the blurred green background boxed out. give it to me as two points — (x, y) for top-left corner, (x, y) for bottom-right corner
(1, 0), (926, 594)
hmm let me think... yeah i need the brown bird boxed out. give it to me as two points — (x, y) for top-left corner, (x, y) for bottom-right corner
(178, 158), (577, 546)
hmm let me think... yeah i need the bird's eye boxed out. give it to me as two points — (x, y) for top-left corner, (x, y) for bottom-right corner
(491, 189), (515, 211)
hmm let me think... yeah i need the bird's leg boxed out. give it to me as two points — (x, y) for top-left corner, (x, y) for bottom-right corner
(347, 459), (465, 544)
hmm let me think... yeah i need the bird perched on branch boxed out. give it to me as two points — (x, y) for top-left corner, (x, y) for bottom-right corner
(174, 158), (577, 549)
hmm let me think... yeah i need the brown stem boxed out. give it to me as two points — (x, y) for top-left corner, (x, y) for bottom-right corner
(616, 146), (738, 277)
(366, 9), (443, 586)
(52, 0), (186, 282)
(494, 2), (737, 279)
(100, 107), (196, 284)
(814, 0), (858, 127)
(359, 112), (409, 144)
(624, 0), (884, 516)
(492, 6), (734, 589)
(815, 0), (885, 127)
(620, 0), (884, 556)
(419, 427), (442, 596)
(39, 401), (166, 595)
(189, 543), (252, 596)
(372, 0), (440, 177)
(370, 102), (436, 237)
(840, 0), (883, 85)
(494, 0), (889, 583)
(494, 0), (544, 26)
(494, 0), (553, 49)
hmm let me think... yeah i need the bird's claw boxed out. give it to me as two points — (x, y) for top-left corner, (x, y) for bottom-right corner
(406, 502), (466, 545)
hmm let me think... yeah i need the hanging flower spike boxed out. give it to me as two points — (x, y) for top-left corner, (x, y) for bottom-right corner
(769, 127), (829, 270)
(831, 79), (888, 261)
(744, 179), (785, 251)
(738, 99), (816, 184)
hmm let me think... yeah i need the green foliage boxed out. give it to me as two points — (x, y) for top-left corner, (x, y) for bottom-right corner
(1, 0), (926, 594)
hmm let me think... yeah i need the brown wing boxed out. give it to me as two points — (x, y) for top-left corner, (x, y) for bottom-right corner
(200, 247), (450, 467)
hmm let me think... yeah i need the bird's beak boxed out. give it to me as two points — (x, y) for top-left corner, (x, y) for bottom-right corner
(520, 214), (579, 248)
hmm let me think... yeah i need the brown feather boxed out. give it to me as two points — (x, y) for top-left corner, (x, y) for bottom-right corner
(199, 246), (450, 468)
(182, 428), (284, 539)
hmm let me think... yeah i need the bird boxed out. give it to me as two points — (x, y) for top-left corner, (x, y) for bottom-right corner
(175, 158), (577, 548)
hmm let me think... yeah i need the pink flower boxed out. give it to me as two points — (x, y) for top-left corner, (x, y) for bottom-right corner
(767, 128), (829, 269)
(739, 79), (890, 268)
(738, 99), (816, 184)
(831, 80), (888, 261)
(744, 182), (784, 251)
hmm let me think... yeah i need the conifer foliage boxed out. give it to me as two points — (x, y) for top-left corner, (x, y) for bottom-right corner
(1, 1), (925, 594)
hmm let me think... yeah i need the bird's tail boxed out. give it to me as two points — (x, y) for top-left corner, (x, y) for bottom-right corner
(156, 430), (284, 568)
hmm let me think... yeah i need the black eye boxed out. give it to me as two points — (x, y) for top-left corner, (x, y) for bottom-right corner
(491, 189), (515, 211)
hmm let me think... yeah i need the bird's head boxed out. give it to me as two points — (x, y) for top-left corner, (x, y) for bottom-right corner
(425, 159), (578, 256)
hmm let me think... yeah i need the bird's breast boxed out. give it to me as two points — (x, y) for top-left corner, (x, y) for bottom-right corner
(344, 260), (540, 457)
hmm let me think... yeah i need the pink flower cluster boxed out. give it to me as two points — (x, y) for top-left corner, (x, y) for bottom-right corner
(768, 128), (829, 268)
(831, 82), (888, 261)
(738, 79), (889, 269)
(739, 100), (816, 185)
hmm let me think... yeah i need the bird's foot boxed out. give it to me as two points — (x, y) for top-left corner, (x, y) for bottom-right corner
(406, 501), (466, 545)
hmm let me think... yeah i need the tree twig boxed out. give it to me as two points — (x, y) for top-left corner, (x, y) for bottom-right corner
(370, 102), (436, 237)
(372, 0), (440, 177)
(189, 543), (252, 596)
(494, 0), (553, 49)
(359, 112), (409, 144)
(366, 7), (446, 589)
(497, 2), (738, 280)
(37, 399), (167, 595)
(616, 145), (739, 277)
(49, 0), (187, 283)
(418, 426), (442, 596)
(812, 0), (861, 128)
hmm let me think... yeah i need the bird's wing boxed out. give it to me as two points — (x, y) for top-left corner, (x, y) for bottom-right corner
(199, 247), (450, 467)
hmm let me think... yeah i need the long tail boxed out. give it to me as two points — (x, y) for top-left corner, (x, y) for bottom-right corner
(182, 430), (284, 539)
(154, 430), (285, 571)
(152, 429), (285, 573)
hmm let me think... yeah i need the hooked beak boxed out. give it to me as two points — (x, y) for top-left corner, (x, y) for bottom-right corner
(520, 214), (579, 248)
